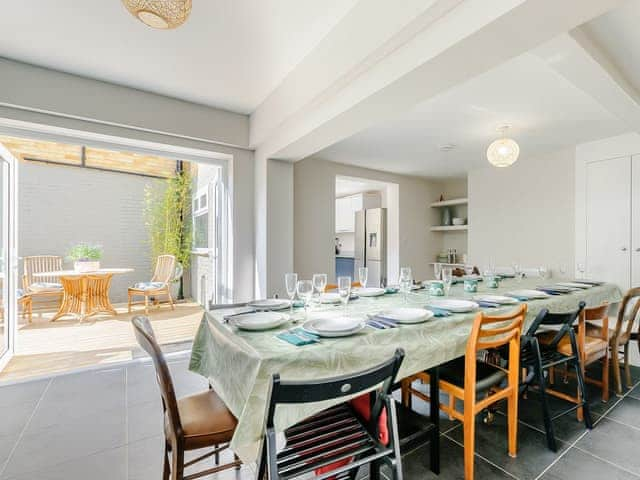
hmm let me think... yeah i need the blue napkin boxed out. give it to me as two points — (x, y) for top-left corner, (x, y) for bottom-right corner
(426, 307), (451, 317)
(385, 287), (399, 294)
(477, 301), (500, 308)
(276, 328), (319, 346)
(369, 315), (398, 328)
(507, 295), (529, 301)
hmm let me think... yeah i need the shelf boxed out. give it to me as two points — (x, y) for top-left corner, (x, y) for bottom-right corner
(430, 225), (468, 232)
(430, 197), (468, 208)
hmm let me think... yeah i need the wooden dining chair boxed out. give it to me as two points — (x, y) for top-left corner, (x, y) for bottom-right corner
(520, 302), (591, 452)
(258, 349), (407, 480)
(585, 287), (640, 395)
(325, 281), (361, 291)
(128, 254), (176, 314)
(401, 304), (526, 480)
(22, 255), (63, 305)
(132, 316), (241, 480)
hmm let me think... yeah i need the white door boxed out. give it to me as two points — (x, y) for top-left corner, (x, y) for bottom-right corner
(0, 143), (18, 371)
(632, 155), (640, 287)
(586, 156), (631, 289)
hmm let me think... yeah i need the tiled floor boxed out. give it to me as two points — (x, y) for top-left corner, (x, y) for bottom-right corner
(0, 350), (639, 479)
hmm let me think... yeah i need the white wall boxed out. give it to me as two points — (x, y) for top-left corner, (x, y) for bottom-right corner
(294, 158), (442, 284)
(468, 148), (575, 273)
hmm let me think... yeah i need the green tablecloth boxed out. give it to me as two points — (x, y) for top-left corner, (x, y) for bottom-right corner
(189, 278), (621, 462)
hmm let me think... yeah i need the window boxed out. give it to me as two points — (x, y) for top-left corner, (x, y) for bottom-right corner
(192, 189), (209, 249)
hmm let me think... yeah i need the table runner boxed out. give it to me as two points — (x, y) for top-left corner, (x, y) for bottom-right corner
(189, 278), (621, 462)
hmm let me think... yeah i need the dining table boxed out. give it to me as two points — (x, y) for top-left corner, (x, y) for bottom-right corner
(189, 277), (622, 463)
(34, 268), (133, 321)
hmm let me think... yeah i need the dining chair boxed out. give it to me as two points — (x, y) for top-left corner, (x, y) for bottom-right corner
(132, 316), (241, 480)
(258, 349), (407, 480)
(520, 302), (591, 452)
(537, 303), (610, 420)
(325, 281), (361, 291)
(128, 254), (176, 314)
(401, 304), (526, 480)
(585, 287), (640, 395)
(22, 255), (63, 305)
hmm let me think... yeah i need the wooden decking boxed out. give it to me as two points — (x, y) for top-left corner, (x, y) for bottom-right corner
(1, 300), (205, 383)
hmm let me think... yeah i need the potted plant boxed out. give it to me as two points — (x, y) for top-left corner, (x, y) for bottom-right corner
(68, 243), (103, 273)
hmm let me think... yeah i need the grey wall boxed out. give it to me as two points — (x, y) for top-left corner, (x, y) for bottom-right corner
(19, 161), (169, 303)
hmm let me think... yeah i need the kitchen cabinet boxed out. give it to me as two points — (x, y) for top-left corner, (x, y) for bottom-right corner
(335, 192), (381, 233)
(336, 257), (355, 279)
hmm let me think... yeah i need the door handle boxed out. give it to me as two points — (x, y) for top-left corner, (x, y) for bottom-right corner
(635, 248), (640, 252)
(621, 247), (628, 252)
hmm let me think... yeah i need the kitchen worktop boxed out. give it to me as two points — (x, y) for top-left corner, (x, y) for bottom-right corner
(335, 252), (355, 258)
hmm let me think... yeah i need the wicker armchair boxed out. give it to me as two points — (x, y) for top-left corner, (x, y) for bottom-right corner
(22, 255), (64, 306)
(128, 255), (176, 314)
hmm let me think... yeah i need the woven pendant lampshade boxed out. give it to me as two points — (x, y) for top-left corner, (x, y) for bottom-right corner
(486, 125), (520, 168)
(122, 0), (192, 29)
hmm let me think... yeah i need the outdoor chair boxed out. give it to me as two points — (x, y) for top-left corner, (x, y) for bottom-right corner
(128, 254), (176, 314)
(22, 255), (63, 306)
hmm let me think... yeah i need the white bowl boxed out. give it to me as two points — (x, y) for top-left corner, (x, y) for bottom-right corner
(452, 217), (466, 226)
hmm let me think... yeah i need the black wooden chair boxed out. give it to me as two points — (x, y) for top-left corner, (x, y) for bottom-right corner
(520, 301), (592, 452)
(258, 349), (413, 480)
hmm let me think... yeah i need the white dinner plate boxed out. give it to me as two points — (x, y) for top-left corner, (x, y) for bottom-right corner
(555, 282), (592, 289)
(303, 317), (365, 337)
(473, 295), (519, 305)
(357, 287), (386, 297)
(506, 289), (551, 299)
(425, 299), (479, 313)
(248, 298), (291, 310)
(320, 293), (342, 304)
(375, 308), (434, 324)
(231, 312), (289, 331)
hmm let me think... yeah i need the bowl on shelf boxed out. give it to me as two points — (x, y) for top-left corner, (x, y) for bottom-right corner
(452, 217), (466, 226)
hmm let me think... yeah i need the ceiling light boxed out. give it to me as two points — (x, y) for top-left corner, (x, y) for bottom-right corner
(438, 144), (456, 152)
(486, 125), (519, 168)
(122, 0), (192, 29)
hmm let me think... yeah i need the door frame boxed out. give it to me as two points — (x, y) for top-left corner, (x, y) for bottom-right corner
(0, 142), (18, 371)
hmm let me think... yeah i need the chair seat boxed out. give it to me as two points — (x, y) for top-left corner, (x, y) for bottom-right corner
(131, 281), (166, 291)
(166, 390), (237, 450)
(29, 282), (62, 292)
(536, 331), (608, 359)
(439, 357), (506, 392)
(585, 322), (630, 346)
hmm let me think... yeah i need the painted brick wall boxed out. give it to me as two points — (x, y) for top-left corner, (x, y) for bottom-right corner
(18, 161), (186, 303)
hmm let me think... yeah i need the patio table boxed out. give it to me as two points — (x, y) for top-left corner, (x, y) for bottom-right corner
(34, 268), (133, 321)
(189, 277), (622, 463)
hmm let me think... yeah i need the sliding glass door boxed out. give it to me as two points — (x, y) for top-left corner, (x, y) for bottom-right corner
(0, 142), (18, 370)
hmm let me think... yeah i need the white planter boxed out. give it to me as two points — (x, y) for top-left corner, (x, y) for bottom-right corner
(74, 260), (100, 273)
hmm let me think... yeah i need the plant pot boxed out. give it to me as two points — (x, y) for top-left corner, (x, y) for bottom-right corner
(74, 260), (100, 273)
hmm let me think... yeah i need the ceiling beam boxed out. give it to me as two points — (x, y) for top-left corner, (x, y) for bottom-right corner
(252, 0), (624, 162)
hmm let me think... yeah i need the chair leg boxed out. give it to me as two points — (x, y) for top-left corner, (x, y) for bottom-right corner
(536, 365), (558, 452)
(128, 292), (133, 313)
(163, 443), (171, 480)
(167, 289), (175, 311)
(171, 448), (184, 480)
(400, 379), (411, 408)
(144, 295), (149, 315)
(602, 353), (610, 402)
(429, 367), (440, 475)
(623, 343), (632, 389)
(574, 359), (593, 429)
(463, 409), (475, 480)
(214, 444), (220, 465)
(612, 348), (623, 396)
(507, 387), (518, 458)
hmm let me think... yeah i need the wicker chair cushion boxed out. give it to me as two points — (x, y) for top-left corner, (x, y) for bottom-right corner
(133, 281), (166, 290)
(29, 282), (63, 292)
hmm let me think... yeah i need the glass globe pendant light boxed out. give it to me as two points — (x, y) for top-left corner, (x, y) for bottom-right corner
(122, 0), (192, 29)
(486, 125), (520, 168)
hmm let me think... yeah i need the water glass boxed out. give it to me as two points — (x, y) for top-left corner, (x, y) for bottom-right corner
(337, 276), (351, 312)
(312, 273), (327, 304)
(399, 267), (413, 302)
(358, 266), (368, 289)
(433, 263), (442, 280)
(512, 263), (522, 283)
(285, 273), (298, 314)
(442, 267), (453, 296)
(296, 280), (314, 320)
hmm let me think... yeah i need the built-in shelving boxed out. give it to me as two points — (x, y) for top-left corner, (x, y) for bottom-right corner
(430, 225), (468, 232)
(429, 197), (468, 208)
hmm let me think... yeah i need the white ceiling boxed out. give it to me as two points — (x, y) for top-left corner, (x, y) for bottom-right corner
(316, 51), (628, 179)
(0, 0), (357, 114)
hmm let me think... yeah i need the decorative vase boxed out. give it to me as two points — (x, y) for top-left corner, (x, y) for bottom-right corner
(429, 281), (445, 296)
(74, 260), (100, 273)
(442, 207), (452, 226)
(464, 279), (478, 293)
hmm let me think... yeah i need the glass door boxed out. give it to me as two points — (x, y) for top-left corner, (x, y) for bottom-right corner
(0, 142), (18, 371)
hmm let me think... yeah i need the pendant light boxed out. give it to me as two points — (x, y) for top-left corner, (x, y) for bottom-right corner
(122, 0), (192, 29)
(486, 125), (520, 168)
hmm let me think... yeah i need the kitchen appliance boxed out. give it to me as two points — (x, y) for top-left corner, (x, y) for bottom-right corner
(354, 208), (387, 287)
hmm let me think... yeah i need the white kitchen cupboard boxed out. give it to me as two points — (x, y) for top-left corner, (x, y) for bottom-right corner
(335, 192), (381, 233)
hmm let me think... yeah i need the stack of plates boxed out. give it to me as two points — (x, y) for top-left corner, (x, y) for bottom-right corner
(231, 312), (289, 331)
(375, 308), (434, 324)
(506, 289), (551, 300)
(555, 282), (592, 289)
(303, 316), (365, 337)
(320, 293), (342, 304)
(248, 298), (291, 310)
(425, 299), (479, 313)
(357, 287), (386, 297)
(473, 295), (519, 305)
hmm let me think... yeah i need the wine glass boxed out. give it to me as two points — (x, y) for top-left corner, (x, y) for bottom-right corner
(442, 267), (453, 296)
(399, 267), (413, 303)
(512, 263), (522, 283)
(337, 276), (351, 313)
(358, 266), (368, 289)
(558, 264), (567, 279)
(312, 273), (327, 304)
(577, 263), (585, 280)
(296, 280), (314, 320)
(285, 273), (298, 315)
(433, 263), (442, 280)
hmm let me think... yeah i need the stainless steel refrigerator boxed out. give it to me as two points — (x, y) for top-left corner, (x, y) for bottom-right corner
(354, 208), (387, 287)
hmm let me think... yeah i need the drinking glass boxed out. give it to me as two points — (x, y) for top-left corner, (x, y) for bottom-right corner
(512, 263), (522, 283)
(558, 264), (567, 279)
(442, 267), (453, 296)
(297, 280), (314, 320)
(312, 273), (327, 305)
(577, 263), (585, 279)
(358, 266), (368, 289)
(433, 263), (442, 280)
(464, 265), (474, 277)
(285, 273), (298, 314)
(337, 276), (351, 313)
(538, 266), (549, 280)
(399, 267), (413, 303)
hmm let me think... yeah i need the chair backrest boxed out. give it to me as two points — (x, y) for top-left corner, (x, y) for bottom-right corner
(613, 287), (640, 343)
(265, 349), (404, 429)
(465, 305), (526, 392)
(131, 316), (182, 438)
(151, 255), (176, 284)
(23, 255), (63, 287)
(525, 301), (586, 349)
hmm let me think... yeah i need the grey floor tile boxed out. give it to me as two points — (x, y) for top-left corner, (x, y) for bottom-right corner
(127, 435), (164, 480)
(127, 400), (164, 443)
(0, 434), (17, 472)
(576, 418), (640, 475)
(0, 402), (37, 438)
(540, 447), (640, 479)
(448, 413), (567, 479)
(606, 396), (640, 430)
(0, 379), (49, 408)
